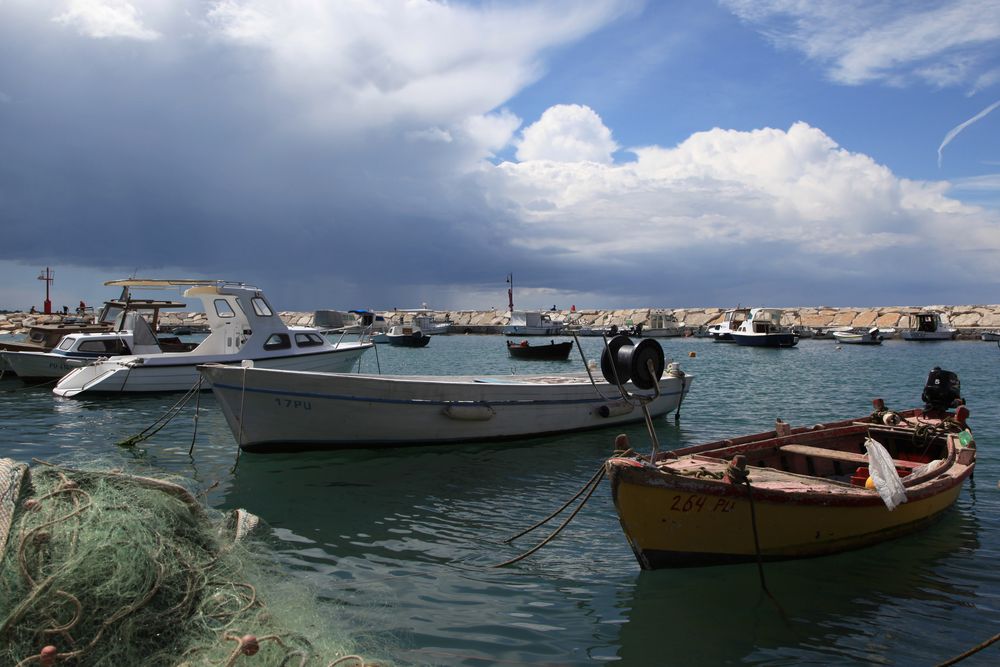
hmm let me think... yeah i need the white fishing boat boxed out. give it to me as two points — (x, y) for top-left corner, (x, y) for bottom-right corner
(980, 331), (1000, 342)
(503, 310), (567, 336)
(707, 308), (750, 342)
(640, 310), (685, 337)
(2, 294), (198, 380)
(730, 308), (799, 347)
(900, 311), (957, 341)
(198, 337), (693, 451)
(832, 327), (883, 345)
(52, 279), (372, 397)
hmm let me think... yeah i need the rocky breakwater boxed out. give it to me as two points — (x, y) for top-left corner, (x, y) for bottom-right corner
(3, 306), (1000, 339)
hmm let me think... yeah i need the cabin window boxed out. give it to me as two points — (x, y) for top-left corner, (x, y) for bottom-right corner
(58, 338), (75, 351)
(214, 299), (236, 318)
(78, 340), (130, 354)
(251, 297), (274, 317)
(295, 333), (325, 347)
(263, 333), (291, 350)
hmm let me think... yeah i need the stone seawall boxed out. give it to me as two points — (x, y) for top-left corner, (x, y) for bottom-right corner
(4, 305), (1000, 338)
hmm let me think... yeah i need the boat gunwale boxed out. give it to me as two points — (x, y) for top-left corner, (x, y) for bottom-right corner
(608, 410), (973, 507)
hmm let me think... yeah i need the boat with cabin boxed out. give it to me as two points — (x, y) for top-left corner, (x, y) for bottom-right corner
(730, 308), (799, 347)
(197, 336), (692, 452)
(52, 279), (371, 396)
(503, 310), (566, 336)
(385, 323), (431, 347)
(0, 290), (188, 375)
(900, 311), (957, 341)
(605, 367), (974, 569)
(2, 313), (197, 381)
(707, 308), (750, 342)
(640, 310), (685, 337)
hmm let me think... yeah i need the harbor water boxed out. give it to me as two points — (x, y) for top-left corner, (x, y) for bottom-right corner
(1, 335), (998, 665)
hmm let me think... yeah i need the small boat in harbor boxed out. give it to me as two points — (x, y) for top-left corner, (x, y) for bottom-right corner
(707, 308), (750, 342)
(385, 323), (431, 347)
(503, 310), (567, 336)
(832, 327), (884, 345)
(506, 339), (573, 360)
(900, 310), (957, 341)
(605, 367), (974, 569)
(2, 322), (197, 381)
(980, 331), (1000, 342)
(812, 326), (853, 340)
(730, 308), (798, 347)
(640, 310), (685, 337)
(198, 336), (692, 451)
(52, 279), (371, 396)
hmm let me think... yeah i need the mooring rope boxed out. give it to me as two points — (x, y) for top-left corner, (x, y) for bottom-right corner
(502, 464), (606, 544)
(935, 630), (1000, 666)
(115, 378), (203, 447)
(491, 466), (606, 568)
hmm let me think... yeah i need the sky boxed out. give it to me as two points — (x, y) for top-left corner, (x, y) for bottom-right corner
(1, 0), (999, 313)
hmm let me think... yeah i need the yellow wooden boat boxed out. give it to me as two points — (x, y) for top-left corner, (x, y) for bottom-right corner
(606, 368), (975, 569)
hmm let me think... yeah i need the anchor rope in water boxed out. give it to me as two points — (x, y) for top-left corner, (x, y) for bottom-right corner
(502, 464), (607, 544)
(935, 629), (1000, 666)
(491, 466), (606, 568)
(115, 377), (204, 447)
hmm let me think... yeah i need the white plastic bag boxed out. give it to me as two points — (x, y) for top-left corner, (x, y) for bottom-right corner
(864, 437), (908, 511)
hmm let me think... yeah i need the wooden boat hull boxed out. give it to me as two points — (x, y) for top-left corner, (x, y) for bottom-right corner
(506, 341), (573, 360)
(606, 411), (974, 568)
(197, 365), (693, 451)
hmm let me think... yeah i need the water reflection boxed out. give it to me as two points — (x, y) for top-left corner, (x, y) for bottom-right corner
(615, 508), (982, 665)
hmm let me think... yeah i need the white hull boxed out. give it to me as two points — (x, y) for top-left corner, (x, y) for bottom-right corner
(640, 328), (685, 338)
(198, 365), (694, 451)
(832, 332), (882, 345)
(502, 325), (566, 336)
(900, 330), (956, 341)
(2, 351), (94, 379)
(53, 344), (370, 396)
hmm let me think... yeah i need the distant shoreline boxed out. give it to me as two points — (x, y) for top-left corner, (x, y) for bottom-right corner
(3, 305), (999, 339)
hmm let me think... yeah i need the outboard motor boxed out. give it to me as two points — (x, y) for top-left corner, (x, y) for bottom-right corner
(922, 366), (962, 411)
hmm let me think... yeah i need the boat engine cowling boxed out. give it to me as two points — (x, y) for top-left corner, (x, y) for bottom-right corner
(922, 367), (962, 411)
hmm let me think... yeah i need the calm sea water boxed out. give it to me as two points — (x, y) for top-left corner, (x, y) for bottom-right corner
(2, 335), (998, 666)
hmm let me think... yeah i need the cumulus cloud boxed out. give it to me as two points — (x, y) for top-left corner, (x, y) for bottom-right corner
(485, 114), (999, 301)
(53, 0), (161, 41)
(516, 104), (618, 163)
(721, 0), (1000, 88)
(200, 1), (633, 135)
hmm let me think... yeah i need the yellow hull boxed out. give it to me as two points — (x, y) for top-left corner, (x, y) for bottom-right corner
(610, 465), (969, 569)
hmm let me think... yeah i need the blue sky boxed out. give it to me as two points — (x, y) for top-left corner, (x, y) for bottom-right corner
(1, 0), (998, 312)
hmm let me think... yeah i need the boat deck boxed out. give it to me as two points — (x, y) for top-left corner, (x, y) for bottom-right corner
(658, 449), (917, 495)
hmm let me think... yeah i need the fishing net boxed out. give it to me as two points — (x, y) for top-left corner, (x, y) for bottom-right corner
(0, 458), (369, 666)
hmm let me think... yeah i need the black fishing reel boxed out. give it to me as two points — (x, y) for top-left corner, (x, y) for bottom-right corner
(600, 335), (665, 390)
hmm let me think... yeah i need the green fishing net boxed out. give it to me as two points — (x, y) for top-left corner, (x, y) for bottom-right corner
(0, 458), (368, 666)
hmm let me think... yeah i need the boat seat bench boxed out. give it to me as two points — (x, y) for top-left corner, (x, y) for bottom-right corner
(778, 444), (922, 472)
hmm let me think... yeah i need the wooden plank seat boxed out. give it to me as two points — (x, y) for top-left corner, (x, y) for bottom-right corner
(778, 444), (923, 470)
